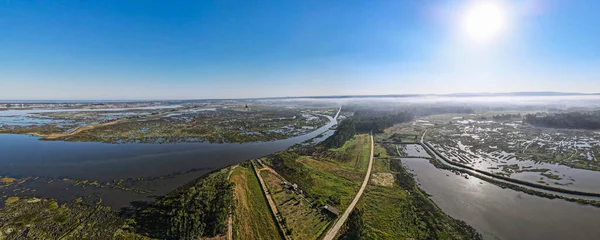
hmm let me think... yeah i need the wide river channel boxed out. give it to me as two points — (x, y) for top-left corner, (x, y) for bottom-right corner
(0, 115), (337, 209)
(402, 156), (600, 240)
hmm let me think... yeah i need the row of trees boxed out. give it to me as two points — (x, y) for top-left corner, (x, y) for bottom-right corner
(267, 151), (314, 188)
(320, 110), (413, 148)
(492, 113), (521, 120)
(524, 112), (600, 130)
(320, 118), (356, 148)
(409, 106), (474, 116)
(353, 110), (414, 133)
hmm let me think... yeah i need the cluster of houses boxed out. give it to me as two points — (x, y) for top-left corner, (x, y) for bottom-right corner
(280, 181), (340, 217)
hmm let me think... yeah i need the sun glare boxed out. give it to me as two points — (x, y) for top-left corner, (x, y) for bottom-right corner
(463, 2), (506, 42)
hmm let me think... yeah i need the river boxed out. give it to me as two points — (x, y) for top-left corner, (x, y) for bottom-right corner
(401, 157), (600, 240)
(0, 114), (338, 209)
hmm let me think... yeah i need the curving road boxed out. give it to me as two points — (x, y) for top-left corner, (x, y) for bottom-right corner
(323, 132), (374, 240)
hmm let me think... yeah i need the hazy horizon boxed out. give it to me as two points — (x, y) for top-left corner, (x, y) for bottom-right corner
(1, 91), (599, 102)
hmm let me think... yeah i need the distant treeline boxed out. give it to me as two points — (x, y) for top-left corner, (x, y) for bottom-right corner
(320, 105), (479, 149)
(353, 110), (414, 132)
(320, 110), (413, 149)
(524, 112), (600, 130)
(320, 118), (356, 148)
(408, 106), (474, 116)
(267, 151), (314, 190)
(343, 104), (473, 117)
(492, 113), (521, 120)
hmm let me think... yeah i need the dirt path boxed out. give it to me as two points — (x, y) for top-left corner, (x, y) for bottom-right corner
(227, 165), (238, 240)
(256, 159), (285, 178)
(323, 132), (374, 240)
(252, 161), (292, 240)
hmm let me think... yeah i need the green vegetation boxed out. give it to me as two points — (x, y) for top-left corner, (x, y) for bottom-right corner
(386, 133), (419, 143)
(372, 143), (392, 173)
(541, 172), (563, 180)
(320, 118), (356, 148)
(423, 111), (600, 172)
(266, 152), (360, 210)
(0, 197), (139, 239)
(0, 111), (488, 240)
(265, 134), (371, 210)
(353, 110), (413, 133)
(4, 196), (19, 204)
(316, 134), (372, 173)
(341, 158), (482, 240)
(132, 168), (234, 239)
(54, 107), (329, 144)
(423, 142), (600, 208)
(260, 170), (331, 240)
(337, 209), (366, 240)
(230, 163), (283, 240)
(0, 102), (334, 144)
(491, 113), (522, 121)
(525, 111), (600, 130)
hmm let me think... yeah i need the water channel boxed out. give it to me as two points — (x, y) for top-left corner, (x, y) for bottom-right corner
(400, 144), (600, 240)
(0, 114), (338, 208)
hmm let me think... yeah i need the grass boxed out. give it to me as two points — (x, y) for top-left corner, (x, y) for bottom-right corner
(0, 177), (16, 183)
(264, 134), (371, 210)
(0, 197), (127, 239)
(372, 143), (391, 173)
(261, 134), (372, 228)
(347, 158), (481, 240)
(323, 134), (371, 173)
(541, 172), (563, 180)
(47, 107), (330, 144)
(384, 121), (424, 135)
(298, 157), (363, 182)
(260, 170), (331, 240)
(300, 134), (373, 209)
(230, 165), (283, 240)
(298, 161), (359, 211)
(5, 196), (19, 204)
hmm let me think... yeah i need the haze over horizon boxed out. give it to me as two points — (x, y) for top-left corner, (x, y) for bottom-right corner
(2, 91), (600, 102)
(2, 0), (599, 100)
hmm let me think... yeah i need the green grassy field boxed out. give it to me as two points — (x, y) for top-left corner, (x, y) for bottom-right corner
(372, 143), (391, 173)
(300, 134), (372, 209)
(260, 170), (331, 240)
(346, 158), (481, 240)
(264, 134), (371, 211)
(297, 159), (359, 211)
(230, 165), (283, 240)
(322, 134), (371, 172)
(0, 197), (135, 239)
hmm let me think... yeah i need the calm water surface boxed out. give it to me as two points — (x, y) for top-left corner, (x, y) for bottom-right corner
(0, 115), (337, 208)
(401, 157), (600, 240)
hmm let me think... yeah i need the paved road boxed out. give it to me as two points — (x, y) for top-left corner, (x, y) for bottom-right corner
(323, 133), (374, 240)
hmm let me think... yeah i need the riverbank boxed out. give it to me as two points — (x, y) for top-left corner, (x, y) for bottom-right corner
(419, 133), (600, 207)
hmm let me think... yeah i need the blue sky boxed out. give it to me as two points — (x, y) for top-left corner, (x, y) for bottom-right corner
(1, 0), (599, 100)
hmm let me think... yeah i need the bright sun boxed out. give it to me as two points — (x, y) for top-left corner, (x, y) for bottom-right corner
(463, 2), (507, 42)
